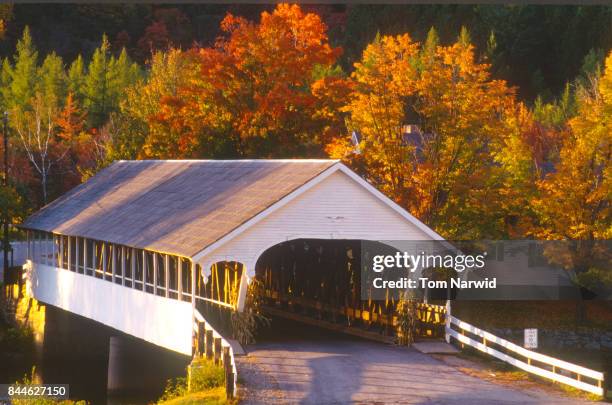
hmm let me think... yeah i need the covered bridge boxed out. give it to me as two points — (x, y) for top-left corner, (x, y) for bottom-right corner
(20, 159), (442, 355)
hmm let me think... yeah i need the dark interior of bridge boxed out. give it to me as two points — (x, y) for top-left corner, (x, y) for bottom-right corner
(198, 239), (448, 343)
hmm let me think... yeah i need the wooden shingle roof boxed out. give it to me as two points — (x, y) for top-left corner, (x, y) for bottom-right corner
(22, 159), (338, 257)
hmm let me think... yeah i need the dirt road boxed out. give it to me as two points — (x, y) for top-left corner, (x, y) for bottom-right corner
(237, 319), (595, 404)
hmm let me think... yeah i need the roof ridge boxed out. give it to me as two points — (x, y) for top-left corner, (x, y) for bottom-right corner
(117, 159), (340, 163)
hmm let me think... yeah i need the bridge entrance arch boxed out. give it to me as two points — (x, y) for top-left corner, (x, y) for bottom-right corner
(254, 238), (403, 337)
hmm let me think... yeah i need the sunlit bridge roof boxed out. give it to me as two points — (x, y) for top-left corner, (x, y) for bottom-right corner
(21, 159), (338, 257)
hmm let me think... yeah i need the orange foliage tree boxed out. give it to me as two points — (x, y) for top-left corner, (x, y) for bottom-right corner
(152, 4), (350, 158)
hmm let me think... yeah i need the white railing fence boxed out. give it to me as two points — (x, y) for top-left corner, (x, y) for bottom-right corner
(444, 302), (606, 397)
(193, 310), (238, 398)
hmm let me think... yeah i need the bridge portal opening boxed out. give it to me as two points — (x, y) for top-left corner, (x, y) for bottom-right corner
(195, 239), (450, 343)
(255, 239), (406, 340)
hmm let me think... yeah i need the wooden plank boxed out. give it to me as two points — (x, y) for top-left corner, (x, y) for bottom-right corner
(67, 236), (72, 271)
(121, 246), (126, 286)
(153, 252), (158, 294)
(111, 244), (116, 281)
(263, 306), (394, 344)
(178, 258), (183, 299)
(165, 254), (170, 298)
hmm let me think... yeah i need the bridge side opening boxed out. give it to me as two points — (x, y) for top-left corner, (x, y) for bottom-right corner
(194, 261), (244, 336)
(25, 231), (194, 304)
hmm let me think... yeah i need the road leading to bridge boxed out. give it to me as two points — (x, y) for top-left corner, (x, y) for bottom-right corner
(237, 319), (596, 405)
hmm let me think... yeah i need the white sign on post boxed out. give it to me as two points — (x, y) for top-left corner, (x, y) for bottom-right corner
(524, 328), (538, 349)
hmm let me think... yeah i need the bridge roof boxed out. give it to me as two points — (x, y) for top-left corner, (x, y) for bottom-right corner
(22, 159), (338, 257)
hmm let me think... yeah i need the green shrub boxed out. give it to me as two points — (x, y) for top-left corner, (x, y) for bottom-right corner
(159, 358), (224, 403)
(396, 292), (417, 346)
(159, 377), (188, 402)
(189, 358), (225, 391)
(1, 325), (34, 353)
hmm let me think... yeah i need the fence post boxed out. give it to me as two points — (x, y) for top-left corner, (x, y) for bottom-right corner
(223, 346), (234, 399)
(205, 329), (213, 360)
(445, 299), (451, 344)
(197, 322), (205, 355)
(187, 363), (192, 393)
(214, 337), (222, 365)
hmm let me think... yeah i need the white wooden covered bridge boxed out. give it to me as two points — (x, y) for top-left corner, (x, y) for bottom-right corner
(20, 159), (443, 356)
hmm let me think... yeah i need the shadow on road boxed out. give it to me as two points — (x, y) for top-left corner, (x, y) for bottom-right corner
(241, 317), (595, 404)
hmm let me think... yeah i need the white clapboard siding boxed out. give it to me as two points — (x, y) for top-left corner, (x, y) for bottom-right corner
(198, 169), (435, 275)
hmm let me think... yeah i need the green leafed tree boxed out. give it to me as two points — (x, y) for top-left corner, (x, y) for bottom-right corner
(0, 58), (12, 110)
(84, 34), (113, 128)
(108, 48), (140, 110)
(110, 48), (196, 160)
(39, 52), (67, 105)
(10, 26), (38, 109)
(84, 35), (140, 128)
(67, 54), (86, 105)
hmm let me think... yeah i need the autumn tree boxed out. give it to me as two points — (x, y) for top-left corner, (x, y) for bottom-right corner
(339, 28), (534, 239)
(12, 93), (68, 204)
(153, 4), (349, 158)
(136, 8), (192, 59)
(533, 52), (611, 297)
(414, 28), (527, 239)
(56, 93), (104, 185)
(4, 28), (129, 206)
(332, 33), (419, 207)
(533, 53), (611, 241)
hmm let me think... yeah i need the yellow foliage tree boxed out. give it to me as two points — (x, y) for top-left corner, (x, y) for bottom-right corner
(337, 33), (420, 208)
(534, 52), (611, 242)
(340, 28), (535, 239)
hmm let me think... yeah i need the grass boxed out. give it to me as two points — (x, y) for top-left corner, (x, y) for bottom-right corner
(557, 384), (604, 402)
(189, 357), (226, 390)
(158, 386), (229, 405)
(454, 349), (605, 402)
(11, 399), (87, 405)
(157, 357), (236, 405)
